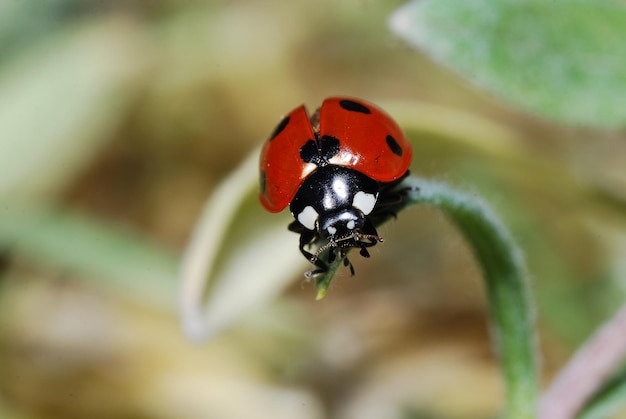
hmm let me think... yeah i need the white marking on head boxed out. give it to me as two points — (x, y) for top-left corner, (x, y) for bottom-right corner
(352, 191), (378, 215)
(297, 206), (319, 230)
(346, 220), (356, 230)
(327, 226), (337, 236)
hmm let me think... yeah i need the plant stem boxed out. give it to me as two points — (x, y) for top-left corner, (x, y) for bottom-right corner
(314, 176), (538, 417)
(540, 303), (626, 419)
(578, 365), (626, 419)
(403, 178), (537, 418)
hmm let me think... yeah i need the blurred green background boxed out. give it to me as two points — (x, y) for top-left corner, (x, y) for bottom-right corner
(1, 0), (625, 418)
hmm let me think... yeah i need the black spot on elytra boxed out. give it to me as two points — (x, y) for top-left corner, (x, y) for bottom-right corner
(299, 140), (318, 163)
(339, 100), (371, 114)
(299, 136), (340, 166)
(319, 136), (340, 161)
(269, 116), (290, 141)
(386, 135), (403, 156)
(259, 170), (267, 193)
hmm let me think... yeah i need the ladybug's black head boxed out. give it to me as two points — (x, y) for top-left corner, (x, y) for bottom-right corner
(318, 208), (365, 243)
(289, 165), (385, 274)
(311, 207), (383, 269)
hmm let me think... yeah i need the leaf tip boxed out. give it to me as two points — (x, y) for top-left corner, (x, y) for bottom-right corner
(315, 287), (328, 300)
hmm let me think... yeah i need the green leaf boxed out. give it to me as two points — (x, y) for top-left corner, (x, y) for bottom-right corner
(0, 208), (177, 309)
(0, 0), (86, 60)
(404, 178), (537, 418)
(0, 17), (149, 203)
(317, 176), (538, 418)
(390, 0), (626, 129)
(179, 148), (306, 341)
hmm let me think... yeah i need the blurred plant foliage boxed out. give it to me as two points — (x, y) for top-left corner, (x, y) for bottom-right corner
(390, 0), (626, 129)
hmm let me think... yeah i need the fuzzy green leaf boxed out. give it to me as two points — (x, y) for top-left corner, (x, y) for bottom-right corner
(390, 0), (626, 128)
(404, 178), (537, 418)
(0, 208), (178, 309)
(316, 176), (538, 418)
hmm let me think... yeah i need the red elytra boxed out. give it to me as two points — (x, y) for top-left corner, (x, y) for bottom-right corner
(259, 97), (412, 213)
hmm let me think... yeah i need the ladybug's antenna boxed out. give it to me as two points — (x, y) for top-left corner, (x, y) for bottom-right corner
(310, 233), (384, 264)
(357, 233), (385, 244)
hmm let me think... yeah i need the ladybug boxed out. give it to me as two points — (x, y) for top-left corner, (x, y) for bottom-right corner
(259, 97), (412, 276)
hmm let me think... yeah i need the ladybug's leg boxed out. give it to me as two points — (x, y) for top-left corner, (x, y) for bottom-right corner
(289, 221), (330, 273)
(376, 171), (414, 207)
(342, 253), (356, 276)
(357, 219), (382, 259)
(370, 172), (417, 223)
(297, 228), (317, 260)
(296, 228), (331, 276)
(359, 247), (370, 258)
(362, 217), (379, 234)
(288, 220), (304, 234)
(327, 247), (337, 264)
(335, 220), (382, 276)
